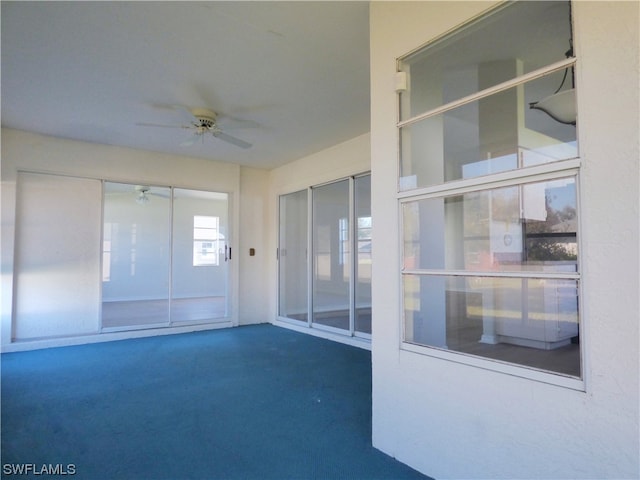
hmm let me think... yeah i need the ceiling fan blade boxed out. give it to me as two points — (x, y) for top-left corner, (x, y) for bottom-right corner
(216, 113), (260, 130)
(148, 192), (172, 199)
(173, 105), (201, 120)
(179, 134), (201, 147)
(212, 131), (252, 149)
(136, 122), (192, 129)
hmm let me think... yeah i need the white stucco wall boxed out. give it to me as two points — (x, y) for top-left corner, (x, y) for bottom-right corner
(370, 2), (639, 479)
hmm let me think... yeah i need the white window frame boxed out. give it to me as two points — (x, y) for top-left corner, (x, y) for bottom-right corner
(396, 13), (584, 391)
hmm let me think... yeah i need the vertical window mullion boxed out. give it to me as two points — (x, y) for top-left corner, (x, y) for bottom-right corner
(307, 186), (313, 328)
(349, 177), (356, 336)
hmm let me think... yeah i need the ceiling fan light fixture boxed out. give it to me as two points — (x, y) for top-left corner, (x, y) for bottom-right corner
(135, 185), (150, 205)
(136, 192), (149, 205)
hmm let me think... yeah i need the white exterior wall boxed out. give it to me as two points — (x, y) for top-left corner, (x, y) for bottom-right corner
(370, 2), (639, 479)
(1, 128), (244, 350)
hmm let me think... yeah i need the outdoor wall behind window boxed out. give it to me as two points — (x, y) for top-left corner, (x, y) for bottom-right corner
(398, 1), (581, 380)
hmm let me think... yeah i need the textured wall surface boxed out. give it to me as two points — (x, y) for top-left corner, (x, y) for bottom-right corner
(370, 2), (639, 478)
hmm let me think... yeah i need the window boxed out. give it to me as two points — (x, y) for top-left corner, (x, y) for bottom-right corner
(193, 215), (220, 266)
(398, 1), (581, 380)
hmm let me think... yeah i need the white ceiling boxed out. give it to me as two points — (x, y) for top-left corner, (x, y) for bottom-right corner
(1, 1), (370, 169)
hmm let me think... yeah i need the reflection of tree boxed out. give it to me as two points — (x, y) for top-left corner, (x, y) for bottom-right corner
(526, 193), (576, 233)
(527, 238), (577, 261)
(525, 193), (577, 261)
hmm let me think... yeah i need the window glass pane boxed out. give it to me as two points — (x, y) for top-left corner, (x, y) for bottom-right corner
(278, 190), (308, 321)
(398, 1), (573, 120)
(102, 183), (171, 329)
(403, 177), (577, 273)
(312, 180), (350, 330)
(403, 274), (580, 377)
(355, 175), (372, 334)
(172, 189), (228, 323)
(400, 72), (577, 191)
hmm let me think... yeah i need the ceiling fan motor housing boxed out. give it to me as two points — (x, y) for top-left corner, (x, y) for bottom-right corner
(190, 108), (217, 129)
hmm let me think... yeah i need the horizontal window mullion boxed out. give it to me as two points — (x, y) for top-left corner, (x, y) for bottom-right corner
(397, 160), (580, 201)
(401, 269), (580, 280)
(397, 57), (576, 129)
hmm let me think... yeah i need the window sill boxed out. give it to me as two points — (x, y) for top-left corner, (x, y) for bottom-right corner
(401, 341), (585, 391)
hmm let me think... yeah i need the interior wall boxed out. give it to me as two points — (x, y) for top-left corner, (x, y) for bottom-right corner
(370, 2), (639, 479)
(1, 128), (242, 349)
(238, 167), (269, 325)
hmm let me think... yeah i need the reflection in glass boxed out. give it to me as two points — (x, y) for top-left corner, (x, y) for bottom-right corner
(403, 177), (577, 273)
(278, 190), (309, 321)
(403, 274), (580, 376)
(312, 180), (350, 330)
(171, 189), (228, 323)
(399, 72), (577, 191)
(102, 182), (171, 329)
(398, 1), (573, 120)
(355, 175), (372, 334)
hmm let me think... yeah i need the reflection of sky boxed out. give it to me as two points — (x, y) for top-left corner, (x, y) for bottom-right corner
(462, 153), (517, 178)
(546, 179), (576, 211)
(461, 153), (577, 217)
(462, 142), (578, 181)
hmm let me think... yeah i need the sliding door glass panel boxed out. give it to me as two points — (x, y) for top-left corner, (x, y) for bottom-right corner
(354, 175), (372, 334)
(14, 172), (102, 339)
(312, 180), (350, 330)
(278, 190), (308, 321)
(102, 182), (171, 329)
(172, 189), (228, 322)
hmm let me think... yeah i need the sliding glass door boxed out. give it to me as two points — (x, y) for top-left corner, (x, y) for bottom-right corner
(354, 175), (372, 334)
(312, 179), (351, 331)
(102, 183), (171, 329)
(171, 189), (229, 322)
(102, 182), (229, 331)
(277, 174), (371, 338)
(13, 172), (102, 340)
(278, 190), (308, 321)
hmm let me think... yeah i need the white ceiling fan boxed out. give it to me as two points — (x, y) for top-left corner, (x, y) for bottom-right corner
(133, 185), (171, 204)
(137, 107), (252, 149)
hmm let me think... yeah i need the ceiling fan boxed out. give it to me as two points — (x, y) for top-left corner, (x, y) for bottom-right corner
(137, 107), (252, 149)
(133, 185), (171, 204)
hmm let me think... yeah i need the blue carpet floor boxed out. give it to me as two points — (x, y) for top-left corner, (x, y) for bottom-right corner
(1, 325), (430, 480)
